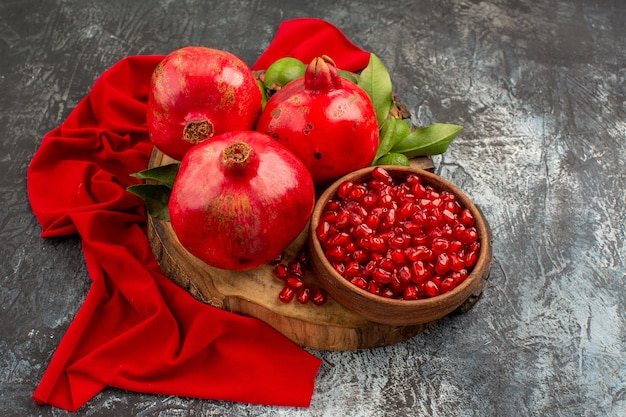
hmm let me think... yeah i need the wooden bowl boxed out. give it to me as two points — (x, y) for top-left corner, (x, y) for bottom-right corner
(308, 165), (493, 326)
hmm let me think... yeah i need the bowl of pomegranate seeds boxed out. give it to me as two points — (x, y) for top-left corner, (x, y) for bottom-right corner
(308, 165), (492, 326)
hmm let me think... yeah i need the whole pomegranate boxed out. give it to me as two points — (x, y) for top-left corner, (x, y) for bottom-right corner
(256, 55), (379, 185)
(169, 131), (315, 271)
(148, 46), (262, 161)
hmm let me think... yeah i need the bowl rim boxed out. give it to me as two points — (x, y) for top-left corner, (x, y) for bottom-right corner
(309, 164), (492, 309)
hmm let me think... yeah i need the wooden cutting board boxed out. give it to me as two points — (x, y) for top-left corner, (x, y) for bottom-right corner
(147, 149), (485, 351)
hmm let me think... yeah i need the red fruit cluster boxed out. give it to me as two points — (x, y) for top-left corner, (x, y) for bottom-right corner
(273, 250), (328, 306)
(316, 167), (480, 300)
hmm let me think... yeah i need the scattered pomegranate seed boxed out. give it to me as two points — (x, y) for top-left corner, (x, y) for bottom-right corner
(317, 167), (481, 300)
(273, 263), (288, 281)
(279, 286), (295, 303)
(296, 287), (311, 304)
(311, 288), (328, 305)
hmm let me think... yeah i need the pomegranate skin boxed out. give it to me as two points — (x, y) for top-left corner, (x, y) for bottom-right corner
(256, 56), (379, 185)
(169, 131), (315, 271)
(148, 46), (262, 161)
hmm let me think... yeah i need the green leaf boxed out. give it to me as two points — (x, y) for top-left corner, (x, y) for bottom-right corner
(130, 163), (180, 188)
(373, 117), (411, 162)
(358, 54), (393, 127)
(390, 124), (463, 157)
(338, 69), (358, 83)
(127, 184), (171, 221)
(374, 152), (411, 167)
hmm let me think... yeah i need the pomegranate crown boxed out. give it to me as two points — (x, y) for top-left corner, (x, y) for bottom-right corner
(304, 55), (343, 91)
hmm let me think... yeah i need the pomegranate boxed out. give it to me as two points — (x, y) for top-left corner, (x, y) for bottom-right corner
(255, 55), (379, 185)
(316, 167), (480, 299)
(148, 46), (262, 161)
(169, 131), (315, 271)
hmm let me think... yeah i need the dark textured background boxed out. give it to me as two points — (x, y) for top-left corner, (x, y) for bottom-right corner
(1, 0), (624, 416)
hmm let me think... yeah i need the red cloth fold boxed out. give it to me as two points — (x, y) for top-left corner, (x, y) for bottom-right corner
(253, 18), (371, 71)
(27, 18), (369, 412)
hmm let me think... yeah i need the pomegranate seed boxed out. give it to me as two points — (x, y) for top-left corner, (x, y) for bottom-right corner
(397, 265), (412, 282)
(381, 287), (396, 298)
(450, 240), (464, 252)
(372, 166), (394, 184)
(346, 187), (362, 202)
(286, 276), (305, 290)
(379, 193), (394, 208)
(352, 249), (369, 263)
(431, 237), (450, 255)
(332, 261), (345, 275)
(311, 288), (328, 305)
(460, 227), (479, 244)
(403, 221), (423, 235)
(398, 202), (415, 219)
(435, 253), (451, 275)
(377, 257), (395, 272)
(316, 221), (332, 245)
(468, 241), (481, 253)
(296, 287), (311, 304)
(412, 183), (427, 197)
(388, 235), (407, 250)
(368, 179), (386, 191)
(362, 260), (377, 276)
(442, 209), (456, 224)
(344, 241), (357, 255)
(405, 245), (433, 262)
(406, 174), (420, 186)
(444, 200), (461, 214)
(362, 193), (378, 208)
(344, 261), (362, 277)
(411, 260), (431, 283)
(426, 213), (441, 228)
(426, 188), (439, 199)
(465, 251), (478, 268)
(338, 181), (354, 198)
(424, 280), (440, 298)
(369, 236), (387, 253)
(451, 269), (469, 285)
(326, 245), (347, 262)
(440, 277), (456, 293)
(353, 223), (374, 238)
(372, 268), (392, 284)
(288, 261), (304, 278)
(449, 252), (466, 272)
(391, 266), (412, 292)
(367, 280), (381, 295)
(403, 284), (419, 300)
(334, 210), (350, 228)
(279, 286), (295, 303)
(273, 263), (288, 281)
(350, 276), (368, 290)
(326, 200), (341, 212)
(328, 232), (351, 247)
(460, 209), (475, 226)
(432, 275), (442, 287)
(390, 249), (406, 265)
(349, 211), (364, 226)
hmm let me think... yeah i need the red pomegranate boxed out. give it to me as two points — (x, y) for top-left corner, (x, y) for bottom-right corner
(168, 131), (315, 271)
(256, 55), (379, 185)
(148, 46), (262, 161)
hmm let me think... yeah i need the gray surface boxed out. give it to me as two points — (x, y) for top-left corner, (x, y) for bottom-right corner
(1, 0), (625, 416)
